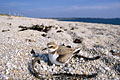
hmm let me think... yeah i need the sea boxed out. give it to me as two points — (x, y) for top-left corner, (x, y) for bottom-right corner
(55, 18), (120, 25)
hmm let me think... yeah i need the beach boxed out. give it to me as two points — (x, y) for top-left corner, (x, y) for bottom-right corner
(0, 15), (120, 79)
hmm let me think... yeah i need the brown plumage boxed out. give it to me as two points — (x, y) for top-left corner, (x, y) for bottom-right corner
(47, 42), (79, 65)
(56, 46), (76, 63)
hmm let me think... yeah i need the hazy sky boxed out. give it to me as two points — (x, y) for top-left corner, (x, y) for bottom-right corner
(0, 0), (120, 18)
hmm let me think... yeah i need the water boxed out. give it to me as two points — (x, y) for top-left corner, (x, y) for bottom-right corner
(56, 18), (120, 25)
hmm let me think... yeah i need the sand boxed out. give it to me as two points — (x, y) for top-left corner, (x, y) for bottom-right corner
(0, 15), (120, 80)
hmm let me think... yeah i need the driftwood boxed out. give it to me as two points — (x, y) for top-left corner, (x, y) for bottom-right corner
(73, 55), (100, 61)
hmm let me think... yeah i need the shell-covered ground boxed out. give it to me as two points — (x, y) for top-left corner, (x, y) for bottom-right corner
(0, 16), (120, 80)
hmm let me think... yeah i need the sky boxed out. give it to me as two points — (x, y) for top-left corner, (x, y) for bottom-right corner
(0, 0), (120, 18)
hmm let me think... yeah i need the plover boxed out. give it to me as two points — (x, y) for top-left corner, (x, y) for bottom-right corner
(46, 42), (100, 66)
(47, 42), (81, 65)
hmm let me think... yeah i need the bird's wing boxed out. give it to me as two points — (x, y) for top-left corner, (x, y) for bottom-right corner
(56, 46), (75, 63)
(56, 53), (73, 63)
(56, 46), (76, 55)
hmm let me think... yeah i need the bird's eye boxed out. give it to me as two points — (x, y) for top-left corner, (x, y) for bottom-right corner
(48, 46), (53, 48)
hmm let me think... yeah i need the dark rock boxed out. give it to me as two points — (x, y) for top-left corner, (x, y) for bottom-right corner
(7, 23), (11, 25)
(43, 26), (53, 33)
(64, 29), (67, 31)
(70, 27), (74, 30)
(56, 30), (63, 33)
(110, 49), (116, 53)
(73, 37), (83, 43)
(61, 44), (65, 46)
(31, 25), (44, 31)
(25, 39), (35, 42)
(111, 44), (114, 46)
(55, 27), (58, 29)
(53, 73), (97, 79)
(41, 34), (47, 37)
(47, 37), (51, 38)
(18, 26), (29, 31)
(2, 29), (10, 32)
(19, 25), (53, 33)
(66, 45), (71, 48)
(31, 49), (35, 54)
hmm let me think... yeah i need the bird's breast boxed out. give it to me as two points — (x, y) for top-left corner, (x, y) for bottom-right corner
(48, 53), (62, 65)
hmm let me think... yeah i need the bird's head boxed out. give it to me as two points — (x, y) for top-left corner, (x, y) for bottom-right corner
(47, 42), (58, 53)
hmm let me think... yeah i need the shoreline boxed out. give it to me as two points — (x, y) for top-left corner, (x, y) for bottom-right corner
(1, 14), (120, 25)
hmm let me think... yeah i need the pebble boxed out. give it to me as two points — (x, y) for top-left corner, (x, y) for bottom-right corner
(110, 49), (116, 53)
(56, 30), (63, 33)
(41, 34), (47, 37)
(73, 37), (83, 43)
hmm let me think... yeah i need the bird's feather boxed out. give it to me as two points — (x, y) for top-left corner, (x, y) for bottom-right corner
(56, 46), (76, 63)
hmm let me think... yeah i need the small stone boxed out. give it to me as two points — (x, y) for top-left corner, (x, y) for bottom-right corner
(41, 34), (47, 37)
(55, 27), (58, 29)
(61, 44), (65, 46)
(73, 37), (83, 43)
(64, 29), (67, 31)
(80, 58), (84, 61)
(56, 30), (63, 33)
(70, 27), (74, 30)
(25, 39), (35, 42)
(31, 49), (35, 54)
(110, 49), (116, 53)
(66, 45), (71, 48)
(9, 23), (12, 25)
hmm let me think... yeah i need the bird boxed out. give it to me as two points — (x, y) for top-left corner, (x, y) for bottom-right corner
(29, 42), (100, 79)
(46, 42), (100, 66)
(47, 42), (81, 65)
